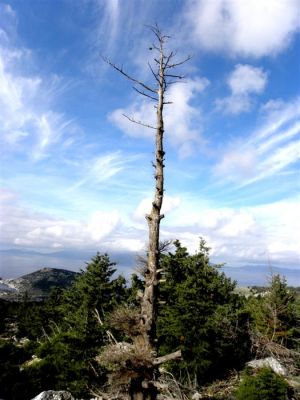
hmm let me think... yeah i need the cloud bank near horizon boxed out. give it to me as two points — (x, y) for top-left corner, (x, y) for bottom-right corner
(0, 1), (299, 280)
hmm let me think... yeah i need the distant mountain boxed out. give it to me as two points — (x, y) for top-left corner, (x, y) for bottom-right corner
(0, 267), (79, 301)
(0, 248), (299, 287)
(0, 247), (134, 279)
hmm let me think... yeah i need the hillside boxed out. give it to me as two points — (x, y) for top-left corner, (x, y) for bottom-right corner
(0, 267), (79, 301)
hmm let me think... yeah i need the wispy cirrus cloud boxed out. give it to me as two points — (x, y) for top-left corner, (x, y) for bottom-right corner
(86, 0), (156, 78)
(67, 151), (140, 192)
(213, 97), (300, 186)
(94, 0), (121, 53)
(0, 5), (79, 161)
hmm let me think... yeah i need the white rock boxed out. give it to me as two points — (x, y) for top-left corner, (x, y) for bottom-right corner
(31, 391), (75, 400)
(247, 357), (287, 376)
(192, 392), (202, 400)
(30, 391), (99, 400)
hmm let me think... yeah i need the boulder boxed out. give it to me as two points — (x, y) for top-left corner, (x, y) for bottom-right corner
(30, 392), (99, 400)
(31, 391), (75, 400)
(247, 357), (288, 376)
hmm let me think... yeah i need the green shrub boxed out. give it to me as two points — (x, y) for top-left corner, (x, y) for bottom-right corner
(235, 368), (289, 400)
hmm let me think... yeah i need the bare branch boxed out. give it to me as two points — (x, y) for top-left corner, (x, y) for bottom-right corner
(164, 49), (177, 60)
(133, 86), (158, 101)
(123, 114), (156, 130)
(135, 253), (148, 277)
(93, 308), (118, 344)
(166, 80), (186, 86)
(163, 51), (175, 69)
(148, 24), (171, 44)
(153, 350), (182, 365)
(165, 55), (192, 69)
(159, 239), (172, 253)
(102, 56), (157, 94)
(148, 62), (160, 84)
(149, 43), (160, 52)
(102, 24), (190, 398)
(165, 73), (185, 79)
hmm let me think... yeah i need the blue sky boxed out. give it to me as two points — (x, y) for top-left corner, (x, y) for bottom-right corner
(0, 0), (300, 281)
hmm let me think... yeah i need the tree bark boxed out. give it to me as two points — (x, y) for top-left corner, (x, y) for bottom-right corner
(141, 44), (165, 350)
(105, 26), (189, 400)
(130, 40), (165, 400)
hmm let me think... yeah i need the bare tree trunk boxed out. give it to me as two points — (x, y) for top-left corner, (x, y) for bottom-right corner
(130, 37), (166, 400)
(103, 26), (189, 400)
(141, 44), (165, 350)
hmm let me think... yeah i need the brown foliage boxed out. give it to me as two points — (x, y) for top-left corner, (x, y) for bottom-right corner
(96, 342), (153, 372)
(109, 307), (141, 337)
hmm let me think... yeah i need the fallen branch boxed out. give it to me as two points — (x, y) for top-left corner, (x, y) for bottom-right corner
(153, 350), (182, 365)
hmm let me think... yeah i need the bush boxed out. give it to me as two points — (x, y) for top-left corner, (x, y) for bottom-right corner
(235, 368), (289, 400)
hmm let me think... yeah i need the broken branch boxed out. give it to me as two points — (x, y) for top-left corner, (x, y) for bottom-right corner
(153, 350), (182, 365)
(123, 114), (156, 129)
(102, 56), (157, 94)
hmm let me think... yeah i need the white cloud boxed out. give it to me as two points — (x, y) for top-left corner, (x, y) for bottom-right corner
(214, 148), (256, 180)
(111, 238), (145, 253)
(228, 64), (267, 95)
(160, 197), (300, 268)
(1, 188), (299, 270)
(216, 64), (268, 114)
(215, 95), (252, 115)
(45, 225), (64, 238)
(0, 188), (18, 203)
(165, 78), (209, 157)
(184, 0), (300, 57)
(133, 195), (181, 221)
(217, 212), (256, 237)
(108, 101), (154, 140)
(86, 0), (152, 78)
(67, 151), (140, 191)
(87, 211), (120, 241)
(96, 0), (120, 50)
(0, 192), (121, 250)
(109, 77), (209, 157)
(32, 112), (75, 160)
(213, 97), (300, 185)
(0, 10), (78, 160)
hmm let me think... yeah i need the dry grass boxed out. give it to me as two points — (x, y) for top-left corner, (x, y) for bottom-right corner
(109, 306), (141, 337)
(251, 330), (300, 375)
(96, 341), (153, 371)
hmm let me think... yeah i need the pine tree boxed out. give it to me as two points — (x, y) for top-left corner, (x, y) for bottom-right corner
(157, 239), (251, 386)
(61, 253), (126, 339)
(247, 274), (299, 357)
(21, 253), (128, 398)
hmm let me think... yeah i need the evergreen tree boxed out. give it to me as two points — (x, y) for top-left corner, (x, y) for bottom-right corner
(247, 274), (299, 351)
(157, 239), (251, 385)
(19, 253), (128, 398)
(61, 253), (126, 339)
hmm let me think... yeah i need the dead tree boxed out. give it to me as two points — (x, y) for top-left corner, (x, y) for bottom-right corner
(101, 26), (190, 400)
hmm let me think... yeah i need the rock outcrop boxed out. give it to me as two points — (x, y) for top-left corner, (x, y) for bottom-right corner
(30, 391), (99, 400)
(247, 357), (288, 375)
(31, 391), (75, 400)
